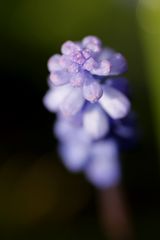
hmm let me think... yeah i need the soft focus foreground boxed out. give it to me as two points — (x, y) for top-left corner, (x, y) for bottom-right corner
(0, 0), (160, 239)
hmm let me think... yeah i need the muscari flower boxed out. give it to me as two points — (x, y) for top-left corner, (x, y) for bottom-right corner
(43, 36), (130, 120)
(43, 36), (137, 188)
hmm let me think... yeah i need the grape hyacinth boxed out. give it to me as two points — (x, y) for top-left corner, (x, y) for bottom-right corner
(43, 36), (136, 189)
(44, 36), (130, 119)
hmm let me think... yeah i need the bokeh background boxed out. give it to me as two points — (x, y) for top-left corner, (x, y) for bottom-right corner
(0, 0), (160, 239)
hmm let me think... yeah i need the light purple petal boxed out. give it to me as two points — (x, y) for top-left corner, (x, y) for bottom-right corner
(83, 106), (109, 140)
(99, 86), (130, 119)
(60, 87), (85, 117)
(43, 85), (72, 112)
(83, 77), (103, 103)
(85, 140), (121, 188)
(49, 71), (70, 86)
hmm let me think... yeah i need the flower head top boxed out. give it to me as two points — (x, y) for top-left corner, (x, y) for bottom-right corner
(48, 36), (127, 85)
(44, 36), (130, 120)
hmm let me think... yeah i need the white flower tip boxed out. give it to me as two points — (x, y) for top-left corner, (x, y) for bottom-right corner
(60, 88), (84, 117)
(99, 87), (131, 119)
(83, 107), (109, 139)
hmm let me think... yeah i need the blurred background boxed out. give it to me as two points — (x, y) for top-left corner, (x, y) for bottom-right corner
(0, 0), (160, 239)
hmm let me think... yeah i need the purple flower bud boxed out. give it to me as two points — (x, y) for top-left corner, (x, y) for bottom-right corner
(109, 53), (128, 76)
(82, 36), (102, 52)
(60, 87), (85, 117)
(47, 54), (62, 72)
(90, 59), (110, 76)
(83, 77), (103, 103)
(55, 118), (92, 172)
(83, 57), (110, 76)
(49, 71), (70, 86)
(83, 57), (98, 72)
(99, 86), (131, 119)
(43, 84), (72, 112)
(59, 141), (89, 172)
(48, 55), (70, 72)
(54, 117), (92, 144)
(82, 36), (101, 46)
(85, 140), (121, 188)
(83, 105), (109, 139)
(61, 41), (81, 56)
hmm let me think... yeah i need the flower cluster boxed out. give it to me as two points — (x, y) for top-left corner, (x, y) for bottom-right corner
(43, 36), (136, 189)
